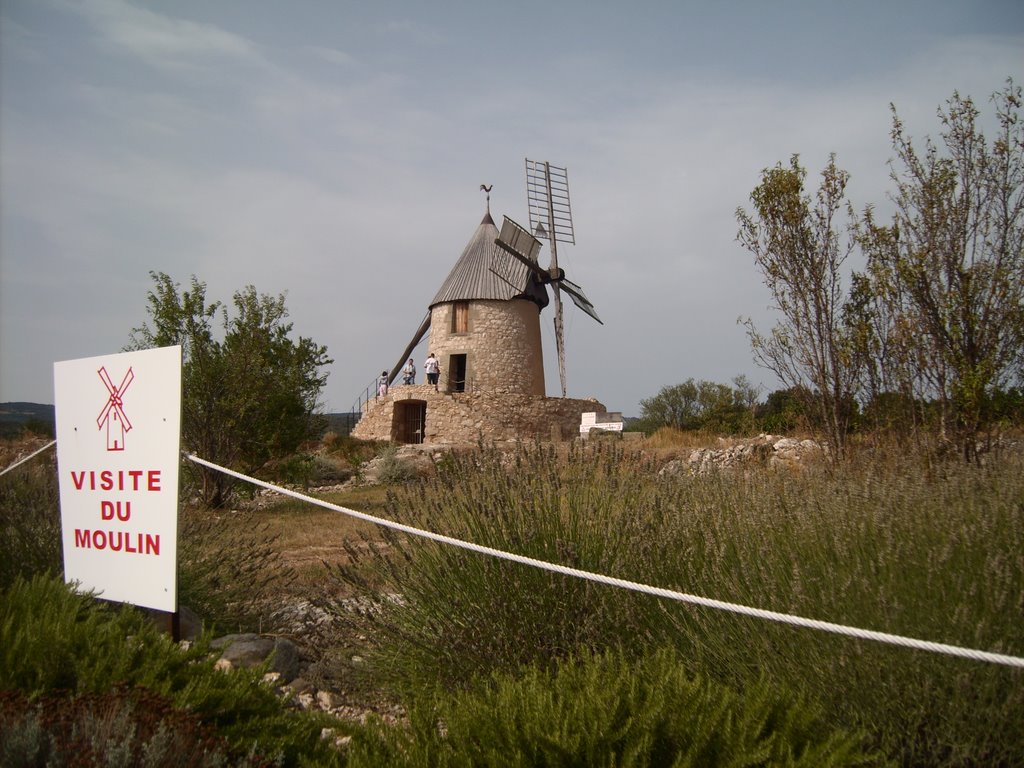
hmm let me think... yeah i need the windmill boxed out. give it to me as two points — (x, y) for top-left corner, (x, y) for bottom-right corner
(492, 159), (602, 397)
(380, 169), (600, 398)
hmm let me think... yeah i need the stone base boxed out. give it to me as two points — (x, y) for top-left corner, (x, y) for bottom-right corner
(351, 386), (606, 444)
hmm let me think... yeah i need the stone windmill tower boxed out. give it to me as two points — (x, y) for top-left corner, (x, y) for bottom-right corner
(352, 181), (606, 445)
(424, 191), (550, 396)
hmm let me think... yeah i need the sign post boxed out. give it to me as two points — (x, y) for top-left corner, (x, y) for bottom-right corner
(54, 346), (182, 614)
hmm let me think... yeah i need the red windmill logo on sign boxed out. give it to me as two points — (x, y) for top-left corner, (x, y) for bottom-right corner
(97, 366), (134, 451)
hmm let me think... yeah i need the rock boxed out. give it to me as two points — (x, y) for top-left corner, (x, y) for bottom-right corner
(658, 435), (824, 476)
(284, 677), (314, 696)
(773, 437), (801, 451)
(210, 633), (301, 683)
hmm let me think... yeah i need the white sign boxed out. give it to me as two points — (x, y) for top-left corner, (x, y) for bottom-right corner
(54, 346), (182, 611)
(580, 411), (624, 435)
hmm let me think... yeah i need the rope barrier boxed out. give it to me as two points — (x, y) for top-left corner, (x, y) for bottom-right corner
(184, 452), (1024, 669)
(5, 436), (1016, 666)
(5, 441), (1020, 667)
(0, 439), (56, 477)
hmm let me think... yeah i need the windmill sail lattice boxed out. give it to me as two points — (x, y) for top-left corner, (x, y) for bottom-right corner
(511, 159), (600, 397)
(527, 160), (575, 246)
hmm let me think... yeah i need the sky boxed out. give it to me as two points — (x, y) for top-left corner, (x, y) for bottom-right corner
(1, 1), (1021, 417)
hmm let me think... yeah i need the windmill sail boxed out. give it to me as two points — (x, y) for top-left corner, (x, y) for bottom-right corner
(527, 160), (575, 247)
(495, 217), (544, 270)
(389, 312), (431, 384)
(524, 159), (606, 397)
(487, 252), (530, 293)
(560, 277), (602, 325)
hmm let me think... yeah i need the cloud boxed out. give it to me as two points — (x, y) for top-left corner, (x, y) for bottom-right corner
(2, 1), (1021, 414)
(306, 45), (358, 68)
(69, 0), (256, 70)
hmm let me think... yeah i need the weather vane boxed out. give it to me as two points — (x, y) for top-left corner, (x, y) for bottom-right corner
(480, 184), (493, 214)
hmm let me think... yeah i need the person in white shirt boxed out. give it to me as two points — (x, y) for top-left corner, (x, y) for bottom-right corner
(424, 353), (440, 390)
(402, 358), (416, 385)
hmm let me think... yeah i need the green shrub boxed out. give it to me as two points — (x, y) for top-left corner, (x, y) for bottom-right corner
(330, 442), (1024, 765)
(265, 452), (318, 487)
(260, 450), (352, 487)
(345, 648), (878, 767)
(374, 444), (418, 485)
(322, 432), (378, 467)
(330, 442), (681, 691)
(178, 507), (297, 634)
(0, 458), (62, 589)
(0, 574), (346, 766)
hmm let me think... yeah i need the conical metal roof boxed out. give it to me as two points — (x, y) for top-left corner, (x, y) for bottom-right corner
(429, 211), (549, 309)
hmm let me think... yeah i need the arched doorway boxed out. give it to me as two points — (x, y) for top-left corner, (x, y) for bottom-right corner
(393, 400), (426, 444)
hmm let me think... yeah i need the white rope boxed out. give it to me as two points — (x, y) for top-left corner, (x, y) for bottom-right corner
(185, 452), (1024, 669)
(0, 439), (56, 477)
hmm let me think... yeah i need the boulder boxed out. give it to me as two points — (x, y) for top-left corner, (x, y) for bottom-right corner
(658, 435), (824, 476)
(209, 633), (301, 683)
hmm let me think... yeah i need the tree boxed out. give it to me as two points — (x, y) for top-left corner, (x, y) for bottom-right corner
(757, 387), (808, 434)
(639, 380), (701, 431)
(726, 374), (762, 434)
(736, 154), (860, 461)
(639, 377), (761, 435)
(129, 272), (332, 507)
(857, 80), (1024, 459)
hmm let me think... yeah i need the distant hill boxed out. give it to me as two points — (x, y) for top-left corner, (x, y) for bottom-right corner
(0, 402), (56, 437)
(1, 403), (359, 439)
(321, 412), (361, 437)
(0, 403), (364, 440)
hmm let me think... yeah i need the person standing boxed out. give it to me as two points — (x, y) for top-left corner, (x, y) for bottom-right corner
(377, 370), (389, 397)
(424, 352), (440, 390)
(402, 358), (416, 385)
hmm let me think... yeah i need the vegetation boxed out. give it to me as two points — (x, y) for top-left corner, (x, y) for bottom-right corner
(637, 376), (760, 435)
(0, 454), (61, 590)
(737, 153), (858, 461)
(331, 442), (1024, 766)
(1, 687), (272, 768)
(736, 80), (1023, 461)
(0, 574), (348, 767)
(346, 649), (877, 767)
(856, 80), (1024, 460)
(177, 507), (297, 634)
(128, 272), (332, 507)
(0, 402), (55, 439)
(3, 418), (1022, 765)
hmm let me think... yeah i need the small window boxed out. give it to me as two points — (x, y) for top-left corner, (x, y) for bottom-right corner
(453, 302), (469, 334)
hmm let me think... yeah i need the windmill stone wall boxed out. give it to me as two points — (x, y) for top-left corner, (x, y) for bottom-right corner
(428, 300), (544, 395)
(353, 387), (603, 444)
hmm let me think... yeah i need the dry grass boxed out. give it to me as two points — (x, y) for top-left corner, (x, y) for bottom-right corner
(203, 484), (391, 597)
